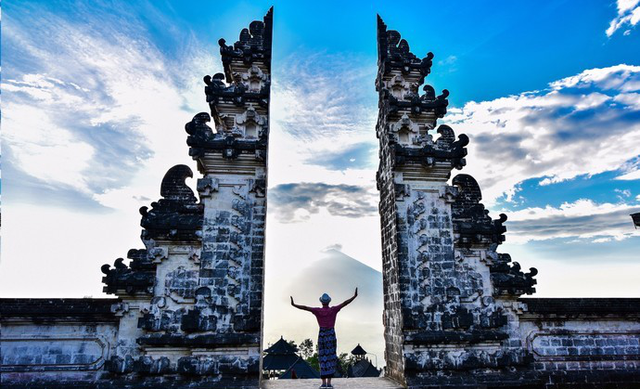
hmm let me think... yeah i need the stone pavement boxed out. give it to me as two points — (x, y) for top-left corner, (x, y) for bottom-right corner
(262, 377), (403, 389)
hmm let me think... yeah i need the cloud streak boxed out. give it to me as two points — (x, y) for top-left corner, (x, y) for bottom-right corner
(272, 53), (377, 141)
(305, 142), (377, 171)
(270, 182), (378, 222)
(447, 64), (640, 204)
(606, 0), (640, 37)
(504, 199), (640, 243)
(2, 2), (215, 210)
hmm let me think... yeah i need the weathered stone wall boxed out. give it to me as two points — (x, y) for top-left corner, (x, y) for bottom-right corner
(375, 15), (640, 389)
(0, 299), (120, 386)
(100, 8), (272, 386)
(518, 298), (640, 388)
(375, 16), (457, 384)
(378, 116), (404, 383)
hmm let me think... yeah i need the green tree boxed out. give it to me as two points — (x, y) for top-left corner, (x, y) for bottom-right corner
(337, 352), (355, 376)
(306, 352), (320, 371)
(299, 338), (314, 359)
(286, 339), (298, 352)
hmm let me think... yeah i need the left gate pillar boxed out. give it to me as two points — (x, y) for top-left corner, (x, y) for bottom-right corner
(100, 8), (272, 388)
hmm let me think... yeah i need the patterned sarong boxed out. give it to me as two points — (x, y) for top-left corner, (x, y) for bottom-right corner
(317, 327), (337, 378)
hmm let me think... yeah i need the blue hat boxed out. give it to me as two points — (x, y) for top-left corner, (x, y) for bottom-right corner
(319, 293), (331, 304)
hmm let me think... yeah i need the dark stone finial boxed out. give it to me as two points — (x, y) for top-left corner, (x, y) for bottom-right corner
(376, 17), (434, 82)
(218, 7), (273, 81)
(387, 30), (401, 46)
(138, 164), (203, 243)
(451, 173), (510, 246)
(101, 255), (155, 296)
(436, 124), (457, 146)
(185, 112), (213, 136)
(185, 110), (267, 161)
(239, 28), (251, 43)
(249, 21), (264, 37)
(422, 85), (436, 100)
(114, 258), (127, 269)
(491, 254), (538, 296)
(454, 133), (470, 152)
(203, 73), (225, 87)
(452, 174), (482, 203)
(160, 165), (197, 203)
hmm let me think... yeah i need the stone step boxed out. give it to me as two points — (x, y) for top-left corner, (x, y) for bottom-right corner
(262, 377), (403, 389)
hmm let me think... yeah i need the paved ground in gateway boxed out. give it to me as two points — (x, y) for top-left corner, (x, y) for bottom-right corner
(262, 378), (403, 389)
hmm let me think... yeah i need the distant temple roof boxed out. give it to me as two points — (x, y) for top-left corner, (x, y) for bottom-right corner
(263, 353), (299, 371)
(264, 336), (298, 355)
(348, 359), (381, 378)
(278, 357), (320, 379)
(351, 343), (367, 355)
(263, 336), (301, 371)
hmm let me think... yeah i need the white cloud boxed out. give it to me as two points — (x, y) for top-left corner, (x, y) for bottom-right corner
(502, 199), (640, 243)
(270, 182), (378, 223)
(606, 0), (640, 37)
(613, 92), (640, 109)
(272, 53), (376, 140)
(3, 2), (639, 307)
(263, 54), (385, 272)
(615, 188), (632, 199)
(3, 103), (95, 193)
(502, 244), (640, 297)
(437, 55), (458, 72)
(2, 5), (213, 211)
(549, 64), (640, 91)
(0, 203), (143, 298)
(0, 6), (387, 302)
(616, 158), (640, 180)
(446, 65), (640, 204)
(0, 4), (211, 299)
(268, 52), (379, 190)
(438, 55), (458, 65)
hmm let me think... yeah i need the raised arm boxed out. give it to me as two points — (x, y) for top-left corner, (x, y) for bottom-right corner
(290, 296), (314, 312)
(337, 288), (358, 309)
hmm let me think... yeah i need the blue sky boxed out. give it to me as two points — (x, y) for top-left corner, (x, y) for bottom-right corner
(1, 0), (640, 357)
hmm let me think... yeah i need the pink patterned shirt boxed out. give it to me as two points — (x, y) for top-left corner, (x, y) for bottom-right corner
(310, 305), (343, 328)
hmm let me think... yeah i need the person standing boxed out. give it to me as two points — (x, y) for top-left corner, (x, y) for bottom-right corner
(290, 288), (358, 388)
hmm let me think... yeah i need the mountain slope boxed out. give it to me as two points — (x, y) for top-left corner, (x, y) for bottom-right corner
(265, 249), (385, 366)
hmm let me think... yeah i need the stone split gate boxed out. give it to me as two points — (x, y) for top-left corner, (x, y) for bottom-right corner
(2, 9), (640, 389)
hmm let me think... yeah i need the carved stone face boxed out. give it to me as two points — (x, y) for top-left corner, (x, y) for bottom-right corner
(390, 113), (420, 145)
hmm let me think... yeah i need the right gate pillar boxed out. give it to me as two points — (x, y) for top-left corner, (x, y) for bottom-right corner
(375, 16), (538, 388)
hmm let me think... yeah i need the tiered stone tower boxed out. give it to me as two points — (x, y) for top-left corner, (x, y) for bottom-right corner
(375, 16), (538, 387)
(99, 9), (272, 387)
